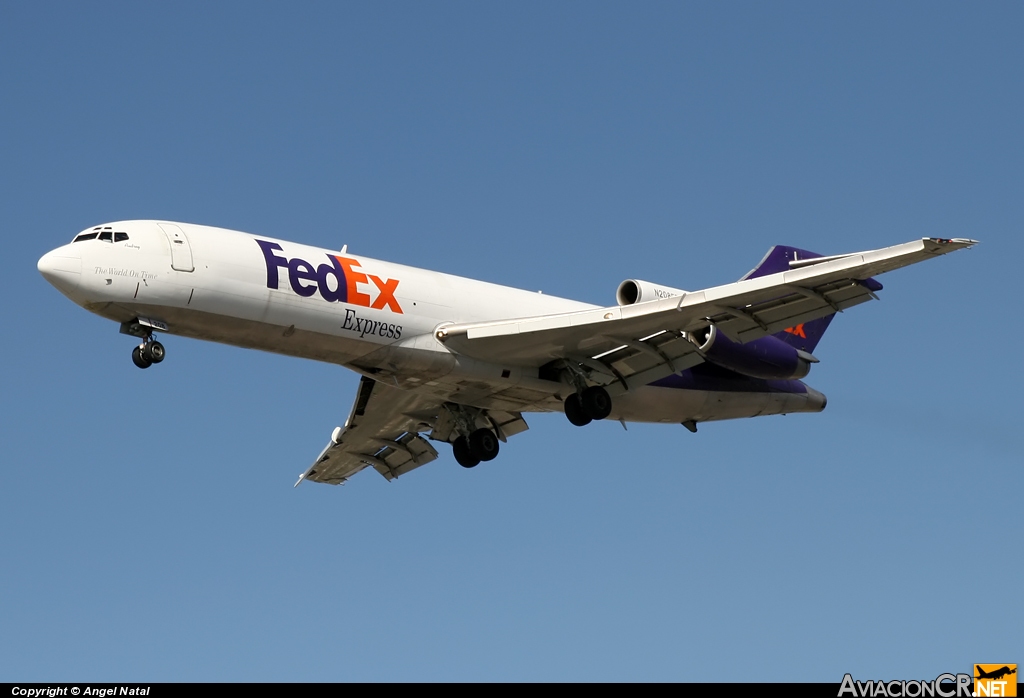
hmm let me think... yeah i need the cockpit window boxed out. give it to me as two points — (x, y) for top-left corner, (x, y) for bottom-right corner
(71, 228), (127, 243)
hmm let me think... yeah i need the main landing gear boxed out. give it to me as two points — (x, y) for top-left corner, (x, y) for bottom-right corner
(554, 361), (613, 427)
(443, 403), (502, 469)
(131, 337), (166, 369)
(452, 428), (500, 468)
(564, 386), (612, 427)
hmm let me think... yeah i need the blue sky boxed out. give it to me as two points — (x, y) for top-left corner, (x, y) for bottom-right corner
(1, 1), (1020, 681)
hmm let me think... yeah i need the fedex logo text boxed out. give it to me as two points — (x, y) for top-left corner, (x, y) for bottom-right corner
(257, 240), (402, 313)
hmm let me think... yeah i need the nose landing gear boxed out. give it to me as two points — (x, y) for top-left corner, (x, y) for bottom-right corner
(120, 319), (168, 370)
(131, 339), (166, 369)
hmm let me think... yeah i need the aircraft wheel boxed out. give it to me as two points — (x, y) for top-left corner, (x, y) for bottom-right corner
(564, 394), (592, 427)
(144, 340), (165, 364)
(453, 437), (480, 468)
(469, 428), (499, 462)
(132, 346), (152, 369)
(581, 386), (612, 420)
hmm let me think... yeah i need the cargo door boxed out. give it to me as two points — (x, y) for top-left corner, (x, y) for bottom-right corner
(158, 223), (195, 272)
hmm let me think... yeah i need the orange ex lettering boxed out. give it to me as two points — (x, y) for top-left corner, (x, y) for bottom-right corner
(257, 241), (402, 313)
(369, 275), (402, 313)
(335, 256), (372, 307)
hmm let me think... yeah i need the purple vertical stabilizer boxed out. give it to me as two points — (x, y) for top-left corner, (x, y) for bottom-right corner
(740, 245), (883, 353)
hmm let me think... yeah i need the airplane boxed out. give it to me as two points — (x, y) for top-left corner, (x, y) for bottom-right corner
(37, 221), (975, 486)
(976, 666), (1016, 681)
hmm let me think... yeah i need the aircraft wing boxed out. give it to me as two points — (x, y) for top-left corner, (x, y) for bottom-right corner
(296, 376), (442, 486)
(296, 375), (529, 486)
(438, 237), (976, 393)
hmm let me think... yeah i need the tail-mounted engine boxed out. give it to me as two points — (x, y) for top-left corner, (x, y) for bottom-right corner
(687, 324), (817, 380)
(616, 279), (689, 306)
(614, 278), (817, 380)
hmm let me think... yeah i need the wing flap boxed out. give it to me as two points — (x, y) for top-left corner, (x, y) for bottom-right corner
(367, 432), (440, 481)
(709, 279), (877, 341)
(588, 330), (707, 393)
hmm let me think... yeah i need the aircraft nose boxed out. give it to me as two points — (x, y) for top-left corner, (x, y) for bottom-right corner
(38, 245), (82, 296)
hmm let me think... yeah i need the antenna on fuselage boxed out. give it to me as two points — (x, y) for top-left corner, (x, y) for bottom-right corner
(340, 244), (348, 254)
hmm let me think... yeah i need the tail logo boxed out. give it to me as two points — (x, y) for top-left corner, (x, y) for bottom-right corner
(784, 324), (807, 338)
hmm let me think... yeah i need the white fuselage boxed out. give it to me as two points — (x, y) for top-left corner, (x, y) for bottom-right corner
(38, 220), (825, 423)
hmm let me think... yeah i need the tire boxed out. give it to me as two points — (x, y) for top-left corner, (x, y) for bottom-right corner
(453, 437), (480, 468)
(469, 428), (500, 462)
(144, 341), (165, 364)
(132, 346), (152, 369)
(581, 386), (612, 420)
(564, 394), (592, 427)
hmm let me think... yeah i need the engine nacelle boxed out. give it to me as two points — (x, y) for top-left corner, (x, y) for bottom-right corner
(616, 279), (689, 306)
(688, 324), (816, 380)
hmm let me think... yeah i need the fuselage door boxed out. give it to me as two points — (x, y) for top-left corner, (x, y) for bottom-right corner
(158, 223), (195, 272)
